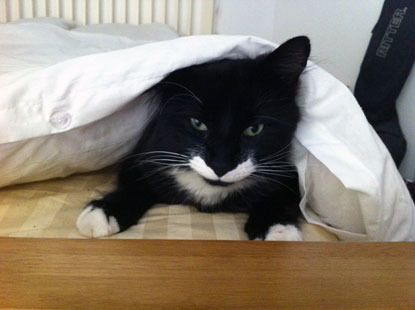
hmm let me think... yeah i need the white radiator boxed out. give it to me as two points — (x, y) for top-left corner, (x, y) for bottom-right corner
(0, 0), (214, 35)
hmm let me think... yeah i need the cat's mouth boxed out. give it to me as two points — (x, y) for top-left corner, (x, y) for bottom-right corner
(188, 156), (255, 186)
(202, 178), (234, 187)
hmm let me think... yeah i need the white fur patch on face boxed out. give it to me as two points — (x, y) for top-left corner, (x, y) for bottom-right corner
(170, 168), (251, 206)
(264, 224), (303, 241)
(189, 156), (255, 184)
(220, 158), (255, 183)
(76, 205), (120, 238)
(189, 156), (218, 181)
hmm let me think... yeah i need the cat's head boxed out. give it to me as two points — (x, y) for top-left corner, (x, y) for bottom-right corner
(141, 36), (310, 189)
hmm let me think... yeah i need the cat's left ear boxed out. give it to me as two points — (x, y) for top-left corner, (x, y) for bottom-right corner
(260, 36), (311, 85)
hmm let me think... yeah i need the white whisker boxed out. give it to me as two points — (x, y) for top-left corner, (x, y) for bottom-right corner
(133, 150), (189, 158)
(160, 81), (203, 105)
(249, 174), (298, 195)
(255, 172), (297, 179)
(259, 143), (292, 162)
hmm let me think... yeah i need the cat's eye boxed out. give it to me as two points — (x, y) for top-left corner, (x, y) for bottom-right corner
(244, 124), (264, 136)
(190, 118), (208, 131)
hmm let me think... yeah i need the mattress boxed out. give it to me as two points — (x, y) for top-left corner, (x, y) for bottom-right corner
(0, 168), (337, 241)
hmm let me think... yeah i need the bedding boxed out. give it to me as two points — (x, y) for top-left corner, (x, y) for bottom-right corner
(0, 167), (337, 241)
(0, 19), (414, 241)
(73, 23), (179, 41)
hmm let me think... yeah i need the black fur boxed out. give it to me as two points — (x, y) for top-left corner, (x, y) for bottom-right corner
(86, 36), (310, 240)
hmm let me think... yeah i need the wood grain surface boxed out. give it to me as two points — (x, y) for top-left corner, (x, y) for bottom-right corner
(1, 238), (414, 309)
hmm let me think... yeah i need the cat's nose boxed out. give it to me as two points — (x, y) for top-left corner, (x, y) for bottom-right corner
(207, 144), (238, 178)
(209, 162), (231, 178)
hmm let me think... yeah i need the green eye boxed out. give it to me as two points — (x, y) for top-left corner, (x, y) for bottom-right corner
(190, 118), (208, 131)
(244, 124), (264, 136)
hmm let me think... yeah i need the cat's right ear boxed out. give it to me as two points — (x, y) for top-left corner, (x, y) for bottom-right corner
(260, 36), (311, 86)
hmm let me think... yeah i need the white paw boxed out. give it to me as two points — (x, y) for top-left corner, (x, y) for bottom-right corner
(264, 224), (303, 241)
(76, 205), (120, 238)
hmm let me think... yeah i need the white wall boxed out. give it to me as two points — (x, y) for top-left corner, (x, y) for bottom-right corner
(215, 0), (383, 88)
(215, 0), (415, 179)
(214, 0), (276, 42)
(272, 0), (382, 89)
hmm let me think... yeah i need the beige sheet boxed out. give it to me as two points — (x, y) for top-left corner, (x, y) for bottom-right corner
(0, 168), (337, 241)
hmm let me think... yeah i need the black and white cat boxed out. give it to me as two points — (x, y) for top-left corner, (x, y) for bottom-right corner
(77, 36), (310, 241)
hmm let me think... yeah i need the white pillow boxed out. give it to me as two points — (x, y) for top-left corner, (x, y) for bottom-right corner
(0, 22), (139, 83)
(73, 23), (179, 42)
(0, 21), (413, 241)
(10, 17), (75, 29)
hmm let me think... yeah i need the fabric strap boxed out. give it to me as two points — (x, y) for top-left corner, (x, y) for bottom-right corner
(354, 0), (415, 165)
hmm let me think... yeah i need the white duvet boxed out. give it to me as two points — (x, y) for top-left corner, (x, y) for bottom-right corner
(1, 19), (414, 241)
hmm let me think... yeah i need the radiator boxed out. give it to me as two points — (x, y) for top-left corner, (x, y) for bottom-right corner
(0, 0), (214, 35)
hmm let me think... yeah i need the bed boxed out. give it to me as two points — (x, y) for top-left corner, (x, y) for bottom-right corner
(0, 0), (413, 242)
(0, 0), (332, 241)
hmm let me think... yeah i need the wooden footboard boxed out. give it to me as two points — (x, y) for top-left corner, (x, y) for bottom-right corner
(1, 238), (414, 309)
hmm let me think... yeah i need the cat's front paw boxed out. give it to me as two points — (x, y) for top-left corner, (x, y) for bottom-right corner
(264, 224), (303, 241)
(76, 205), (120, 238)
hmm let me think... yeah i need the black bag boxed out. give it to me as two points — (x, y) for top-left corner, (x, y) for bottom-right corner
(354, 0), (415, 166)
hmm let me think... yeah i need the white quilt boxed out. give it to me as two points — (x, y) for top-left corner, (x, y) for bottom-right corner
(0, 19), (414, 241)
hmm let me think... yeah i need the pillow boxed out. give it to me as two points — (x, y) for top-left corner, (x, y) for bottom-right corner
(0, 21), (413, 241)
(73, 23), (179, 42)
(0, 22), (139, 82)
(10, 17), (75, 29)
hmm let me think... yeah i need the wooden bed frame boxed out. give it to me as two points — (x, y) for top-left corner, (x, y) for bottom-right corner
(1, 238), (415, 309)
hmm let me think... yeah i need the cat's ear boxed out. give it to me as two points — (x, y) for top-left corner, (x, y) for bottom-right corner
(260, 36), (310, 85)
